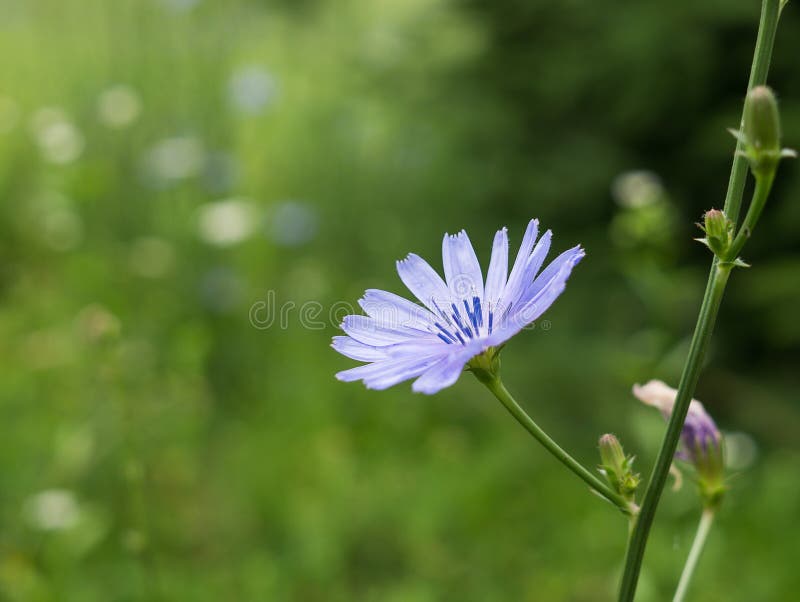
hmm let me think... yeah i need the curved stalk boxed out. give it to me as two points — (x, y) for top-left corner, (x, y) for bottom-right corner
(726, 172), (775, 261)
(482, 376), (635, 515)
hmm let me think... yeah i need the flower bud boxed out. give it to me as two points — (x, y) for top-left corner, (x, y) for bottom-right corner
(599, 433), (625, 469)
(598, 434), (639, 499)
(735, 85), (798, 176)
(744, 86), (781, 154)
(681, 407), (725, 507)
(633, 380), (726, 508)
(696, 209), (733, 258)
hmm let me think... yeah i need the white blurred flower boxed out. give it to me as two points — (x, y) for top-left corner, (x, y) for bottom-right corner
(25, 489), (80, 531)
(268, 201), (318, 247)
(98, 85), (142, 128)
(129, 237), (176, 278)
(142, 136), (205, 184)
(197, 198), (258, 247)
(227, 66), (278, 115)
(31, 108), (84, 164)
(611, 170), (664, 208)
(0, 96), (20, 134)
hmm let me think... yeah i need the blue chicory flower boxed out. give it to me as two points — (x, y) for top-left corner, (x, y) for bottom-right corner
(332, 219), (584, 393)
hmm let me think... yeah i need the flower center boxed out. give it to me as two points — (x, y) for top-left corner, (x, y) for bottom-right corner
(431, 295), (491, 345)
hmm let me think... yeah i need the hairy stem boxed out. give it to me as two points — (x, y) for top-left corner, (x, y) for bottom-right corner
(482, 377), (635, 515)
(673, 509), (716, 602)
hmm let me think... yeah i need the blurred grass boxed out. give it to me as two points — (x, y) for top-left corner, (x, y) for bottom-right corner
(0, 0), (798, 600)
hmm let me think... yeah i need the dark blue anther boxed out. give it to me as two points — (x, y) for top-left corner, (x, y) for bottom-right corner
(450, 303), (474, 339)
(463, 299), (479, 333)
(434, 322), (457, 344)
(473, 296), (483, 329)
(432, 300), (454, 326)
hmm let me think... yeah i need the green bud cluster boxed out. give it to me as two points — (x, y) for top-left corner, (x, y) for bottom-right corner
(598, 434), (640, 501)
(695, 209), (734, 258)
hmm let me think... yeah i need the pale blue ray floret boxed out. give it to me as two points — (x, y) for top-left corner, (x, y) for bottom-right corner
(332, 219), (584, 394)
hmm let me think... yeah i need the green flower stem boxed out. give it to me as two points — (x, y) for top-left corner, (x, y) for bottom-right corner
(726, 171), (775, 261)
(618, 263), (731, 599)
(618, 1), (782, 599)
(723, 0), (782, 225)
(672, 509), (716, 602)
(482, 376), (635, 515)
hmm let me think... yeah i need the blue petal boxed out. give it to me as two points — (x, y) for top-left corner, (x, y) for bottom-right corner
(484, 227), (508, 309)
(411, 348), (475, 394)
(517, 245), (583, 308)
(502, 219), (539, 313)
(336, 354), (444, 390)
(521, 229), (552, 290)
(359, 289), (436, 331)
(381, 339), (448, 357)
(342, 315), (435, 346)
(499, 246), (584, 335)
(396, 253), (452, 313)
(442, 230), (484, 304)
(331, 336), (387, 362)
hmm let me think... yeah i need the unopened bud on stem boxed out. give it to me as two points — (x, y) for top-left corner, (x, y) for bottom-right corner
(633, 380), (726, 509)
(696, 209), (734, 258)
(598, 434), (640, 500)
(744, 86), (781, 154)
(734, 85), (796, 176)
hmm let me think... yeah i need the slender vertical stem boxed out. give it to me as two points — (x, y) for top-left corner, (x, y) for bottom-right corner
(673, 509), (716, 602)
(617, 2), (782, 599)
(723, 0), (782, 225)
(482, 377), (635, 515)
(618, 264), (731, 600)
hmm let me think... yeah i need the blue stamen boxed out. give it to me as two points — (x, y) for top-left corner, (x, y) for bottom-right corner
(432, 300), (454, 326)
(434, 322), (457, 344)
(437, 333), (453, 345)
(463, 299), (479, 333)
(473, 296), (483, 328)
(450, 304), (474, 339)
(488, 311), (494, 334)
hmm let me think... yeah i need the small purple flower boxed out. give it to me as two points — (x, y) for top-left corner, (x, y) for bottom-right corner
(631, 380), (722, 464)
(332, 219), (584, 393)
(633, 380), (726, 506)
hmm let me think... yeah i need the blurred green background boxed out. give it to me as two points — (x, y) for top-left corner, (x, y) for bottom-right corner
(1, 0), (798, 600)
